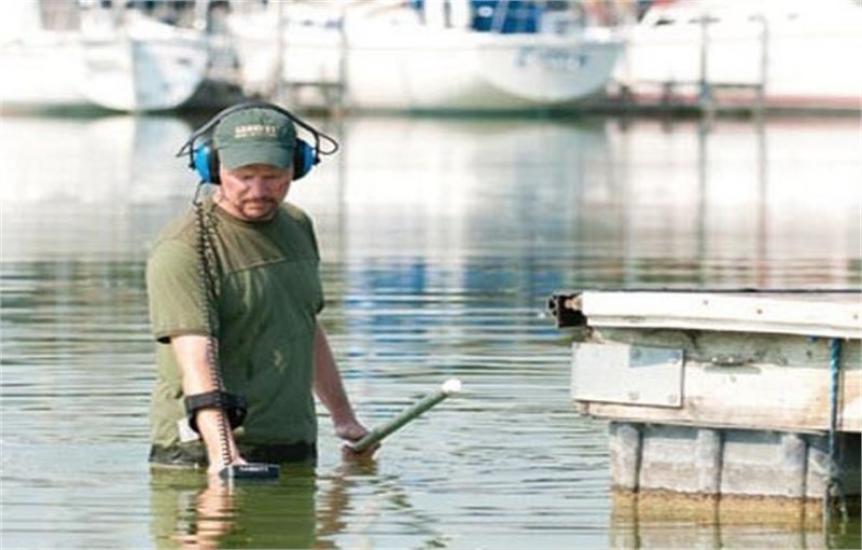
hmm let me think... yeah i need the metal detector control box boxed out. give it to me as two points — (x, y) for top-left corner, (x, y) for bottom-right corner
(220, 463), (281, 481)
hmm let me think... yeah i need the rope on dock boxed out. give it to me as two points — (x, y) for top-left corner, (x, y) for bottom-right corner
(824, 337), (848, 526)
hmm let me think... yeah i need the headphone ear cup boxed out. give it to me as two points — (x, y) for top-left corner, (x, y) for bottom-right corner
(193, 143), (216, 183)
(292, 139), (318, 180)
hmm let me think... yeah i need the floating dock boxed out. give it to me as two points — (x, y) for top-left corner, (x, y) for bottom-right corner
(550, 290), (861, 523)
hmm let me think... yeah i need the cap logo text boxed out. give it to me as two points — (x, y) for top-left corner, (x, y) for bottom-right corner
(234, 124), (278, 139)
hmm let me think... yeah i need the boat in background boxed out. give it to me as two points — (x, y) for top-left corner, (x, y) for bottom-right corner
(77, 1), (210, 112)
(616, 0), (862, 111)
(0, 2), (88, 111)
(228, 0), (627, 112)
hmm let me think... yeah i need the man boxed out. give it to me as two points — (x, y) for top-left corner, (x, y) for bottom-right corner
(146, 106), (372, 475)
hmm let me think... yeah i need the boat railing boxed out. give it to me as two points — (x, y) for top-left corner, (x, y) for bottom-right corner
(621, 10), (769, 116)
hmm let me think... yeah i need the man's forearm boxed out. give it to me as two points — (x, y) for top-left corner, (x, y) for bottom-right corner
(171, 335), (241, 470)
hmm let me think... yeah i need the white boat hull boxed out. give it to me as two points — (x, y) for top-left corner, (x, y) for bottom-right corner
(617, 0), (862, 110)
(79, 15), (208, 112)
(80, 37), (207, 112)
(333, 34), (622, 110)
(230, 6), (623, 111)
(0, 34), (88, 110)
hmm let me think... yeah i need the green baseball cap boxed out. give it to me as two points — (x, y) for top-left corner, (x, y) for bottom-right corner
(213, 107), (297, 170)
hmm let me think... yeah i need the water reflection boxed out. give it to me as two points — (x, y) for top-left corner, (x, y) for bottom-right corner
(149, 459), (451, 549)
(0, 114), (193, 261)
(150, 465), (316, 549)
(610, 491), (860, 549)
(0, 112), (859, 548)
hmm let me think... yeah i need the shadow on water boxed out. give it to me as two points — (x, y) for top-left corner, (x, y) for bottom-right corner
(1, 112), (860, 548)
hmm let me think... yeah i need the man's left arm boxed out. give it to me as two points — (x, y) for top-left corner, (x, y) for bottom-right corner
(313, 322), (376, 455)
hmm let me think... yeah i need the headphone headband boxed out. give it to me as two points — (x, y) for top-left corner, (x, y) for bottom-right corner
(177, 101), (339, 161)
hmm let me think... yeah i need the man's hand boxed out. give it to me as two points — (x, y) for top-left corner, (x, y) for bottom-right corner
(335, 419), (380, 460)
(207, 455), (248, 478)
(314, 324), (379, 460)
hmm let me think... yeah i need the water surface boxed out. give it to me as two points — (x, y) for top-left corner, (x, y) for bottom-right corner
(1, 113), (859, 548)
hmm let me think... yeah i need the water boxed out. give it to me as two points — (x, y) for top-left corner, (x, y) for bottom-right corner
(1, 113), (859, 549)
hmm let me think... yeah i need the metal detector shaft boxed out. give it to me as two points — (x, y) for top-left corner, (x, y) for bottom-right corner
(348, 379), (462, 453)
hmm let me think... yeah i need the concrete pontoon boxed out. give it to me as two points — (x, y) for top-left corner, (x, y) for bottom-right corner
(550, 289), (861, 523)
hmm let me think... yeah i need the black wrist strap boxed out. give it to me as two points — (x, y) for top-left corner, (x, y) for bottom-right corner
(184, 391), (248, 434)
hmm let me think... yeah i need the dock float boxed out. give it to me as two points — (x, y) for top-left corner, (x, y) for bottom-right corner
(549, 290), (861, 524)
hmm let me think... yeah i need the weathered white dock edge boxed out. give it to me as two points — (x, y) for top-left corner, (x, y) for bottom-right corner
(550, 290), (861, 515)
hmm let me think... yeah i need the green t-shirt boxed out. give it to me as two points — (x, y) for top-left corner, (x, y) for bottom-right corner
(146, 198), (324, 452)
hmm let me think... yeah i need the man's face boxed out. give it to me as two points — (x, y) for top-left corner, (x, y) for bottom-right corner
(215, 163), (293, 221)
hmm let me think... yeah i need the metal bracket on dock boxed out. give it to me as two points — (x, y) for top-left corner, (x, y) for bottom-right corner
(708, 354), (752, 367)
(548, 292), (587, 328)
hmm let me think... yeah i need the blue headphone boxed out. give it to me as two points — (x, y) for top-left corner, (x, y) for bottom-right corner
(177, 101), (339, 184)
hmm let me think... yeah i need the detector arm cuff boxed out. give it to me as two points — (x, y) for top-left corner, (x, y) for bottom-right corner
(184, 391), (248, 434)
